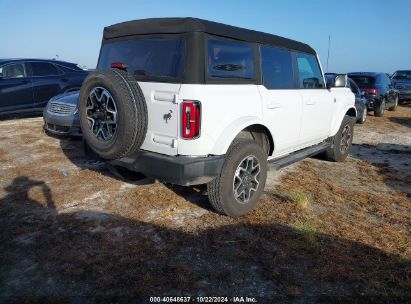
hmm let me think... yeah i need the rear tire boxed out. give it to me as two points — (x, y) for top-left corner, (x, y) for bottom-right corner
(79, 69), (148, 160)
(324, 115), (354, 162)
(358, 107), (367, 124)
(388, 95), (398, 111)
(207, 140), (268, 217)
(374, 98), (385, 117)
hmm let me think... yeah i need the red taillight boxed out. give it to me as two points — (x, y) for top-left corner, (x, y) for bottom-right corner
(182, 100), (201, 139)
(111, 62), (128, 71)
(364, 87), (379, 95)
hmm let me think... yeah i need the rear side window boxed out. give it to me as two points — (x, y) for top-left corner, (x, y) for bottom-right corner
(98, 38), (186, 79)
(207, 39), (255, 79)
(295, 53), (324, 89)
(0, 63), (26, 78)
(260, 46), (294, 89)
(30, 62), (61, 76)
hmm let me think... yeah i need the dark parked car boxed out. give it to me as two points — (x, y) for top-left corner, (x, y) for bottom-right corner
(390, 70), (411, 102)
(43, 91), (81, 136)
(348, 72), (399, 117)
(348, 78), (368, 124)
(0, 59), (88, 116)
(325, 74), (367, 123)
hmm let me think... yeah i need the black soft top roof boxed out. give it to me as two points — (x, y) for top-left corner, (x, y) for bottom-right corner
(103, 17), (316, 54)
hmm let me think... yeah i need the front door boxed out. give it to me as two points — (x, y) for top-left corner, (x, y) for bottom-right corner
(294, 52), (334, 144)
(0, 62), (33, 113)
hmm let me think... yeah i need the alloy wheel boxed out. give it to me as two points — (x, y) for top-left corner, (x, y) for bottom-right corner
(86, 87), (118, 141)
(233, 155), (261, 203)
(340, 125), (352, 153)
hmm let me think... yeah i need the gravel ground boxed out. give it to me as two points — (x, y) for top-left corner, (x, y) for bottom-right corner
(0, 106), (410, 303)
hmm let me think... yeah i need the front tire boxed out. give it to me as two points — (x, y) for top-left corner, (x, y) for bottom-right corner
(324, 115), (354, 162)
(207, 140), (268, 217)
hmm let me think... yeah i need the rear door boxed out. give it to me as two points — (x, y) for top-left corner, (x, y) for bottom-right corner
(258, 45), (303, 156)
(294, 52), (335, 144)
(28, 61), (64, 108)
(0, 62), (34, 113)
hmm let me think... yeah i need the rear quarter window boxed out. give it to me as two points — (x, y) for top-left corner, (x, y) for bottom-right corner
(97, 38), (186, 79)
(207, 39), (255, 79)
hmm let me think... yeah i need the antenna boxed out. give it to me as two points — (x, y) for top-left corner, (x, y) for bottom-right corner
(326, 35), (331, 73)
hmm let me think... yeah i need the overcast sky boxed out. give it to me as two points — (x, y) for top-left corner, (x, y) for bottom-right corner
(1, 0), (410, 72)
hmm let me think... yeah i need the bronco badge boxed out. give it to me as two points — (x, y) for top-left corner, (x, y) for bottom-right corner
(163, 110), (172, 123)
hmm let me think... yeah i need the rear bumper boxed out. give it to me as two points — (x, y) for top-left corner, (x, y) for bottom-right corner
(108, 151), (225, 186)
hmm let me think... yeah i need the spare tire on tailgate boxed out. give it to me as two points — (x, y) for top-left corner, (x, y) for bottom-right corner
(79, 69), (148, 159)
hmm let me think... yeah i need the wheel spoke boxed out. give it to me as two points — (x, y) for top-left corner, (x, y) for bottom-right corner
(85, 87), (118, 142)
(233, 155), (261, 204)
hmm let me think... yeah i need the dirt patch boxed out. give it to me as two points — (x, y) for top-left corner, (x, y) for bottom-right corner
(0, 107), (410, 302)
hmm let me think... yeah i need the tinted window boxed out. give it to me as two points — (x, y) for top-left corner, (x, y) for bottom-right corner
(392, 70), (411, 80)
(260, 46), (294, 89)
(350, 76), (375, 87)
(0, 63), (26, 78)
(98, 38), (186, 79)
(207, 39), (254, 79)
(295, 53), (324, 89)
(31, 62), (61, 76)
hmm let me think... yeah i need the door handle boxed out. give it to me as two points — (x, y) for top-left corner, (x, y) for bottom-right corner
(266, 102), (282, 109)
(305, 99), (316, 105)
(61, 78), (69, 82)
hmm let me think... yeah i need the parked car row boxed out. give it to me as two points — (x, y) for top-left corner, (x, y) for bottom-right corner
(0, 59), (88, 115)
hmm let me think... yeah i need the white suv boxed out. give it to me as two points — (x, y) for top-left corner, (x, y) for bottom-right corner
(79, 18), (356, 216)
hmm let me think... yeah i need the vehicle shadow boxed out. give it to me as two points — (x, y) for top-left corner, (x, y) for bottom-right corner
(389, 117), (411, 128)
(58, 136), (155, 185)
(0, 112), (43, 121)
(350, 143), (411, 194)
(0, 176), (409, 303)
(58, 137), (215, 209)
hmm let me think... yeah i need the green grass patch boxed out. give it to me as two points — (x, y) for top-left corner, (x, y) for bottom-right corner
(289, 190), (312, 208)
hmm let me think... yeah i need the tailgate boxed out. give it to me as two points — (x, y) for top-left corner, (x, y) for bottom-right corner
(138, 82), (180, 156)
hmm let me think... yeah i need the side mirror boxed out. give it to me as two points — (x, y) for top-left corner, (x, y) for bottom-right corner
(333, 74), (348, 87)
(361, 91), (366, 97)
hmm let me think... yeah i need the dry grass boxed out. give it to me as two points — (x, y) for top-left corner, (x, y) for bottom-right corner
(0, 108), (410, 302)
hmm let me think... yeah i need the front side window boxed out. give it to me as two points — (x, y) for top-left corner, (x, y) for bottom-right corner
(260, 46), (294, 89)
(98, 38), (186, 79)
(0, 63), (26, 78)
(295, 53), (324, 89)
(30, 62), (61, 76)
(207, 39), (255, 79)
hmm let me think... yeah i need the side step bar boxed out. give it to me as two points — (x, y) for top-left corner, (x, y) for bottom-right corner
(268, 142), (331, 170)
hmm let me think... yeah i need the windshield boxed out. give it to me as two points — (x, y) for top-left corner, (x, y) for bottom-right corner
(392, 71), (411, 80)
(349, 76), (375, 87)
(97, 38), (186, 79)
